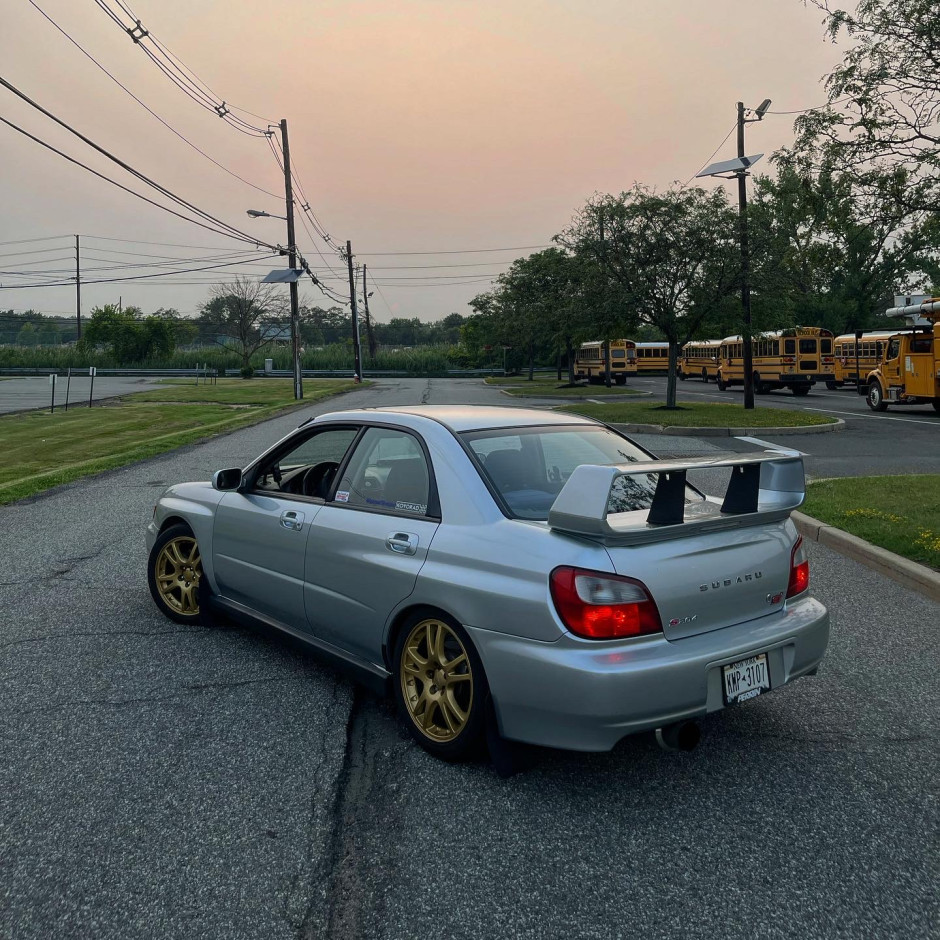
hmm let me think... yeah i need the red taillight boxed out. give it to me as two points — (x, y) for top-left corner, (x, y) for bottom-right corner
(783, 356), (795, 364)
(822, 356), (834, 364)
(550, 567), (662, 639)
(787, 536), (810, 598)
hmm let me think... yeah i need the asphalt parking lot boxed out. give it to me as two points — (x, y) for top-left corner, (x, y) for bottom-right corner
(0, 375), (166, 413)
(1, 378), (937, 939)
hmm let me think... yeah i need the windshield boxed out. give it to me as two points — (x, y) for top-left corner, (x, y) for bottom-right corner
(462, 425), (691, 521)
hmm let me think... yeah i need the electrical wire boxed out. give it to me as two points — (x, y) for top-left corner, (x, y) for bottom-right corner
(355, 245), (553, 255)
(683, 123), (737, 186)
(0, 113), (274, 246)
(0, 234), (71, 247)
(0, 75), (279, 249)
(26, 0), (281, 198)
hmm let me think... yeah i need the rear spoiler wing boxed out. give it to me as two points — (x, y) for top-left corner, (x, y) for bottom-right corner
(547, 451), (804, 544)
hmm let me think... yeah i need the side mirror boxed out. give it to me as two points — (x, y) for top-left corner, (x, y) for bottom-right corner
(212, 468), (243, 491)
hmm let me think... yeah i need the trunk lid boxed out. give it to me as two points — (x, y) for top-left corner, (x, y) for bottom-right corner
(605, 520), (792, 640)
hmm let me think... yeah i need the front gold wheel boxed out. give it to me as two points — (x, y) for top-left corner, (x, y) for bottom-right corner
(399, 618), (474, 743)
(153, 534), (202, 617)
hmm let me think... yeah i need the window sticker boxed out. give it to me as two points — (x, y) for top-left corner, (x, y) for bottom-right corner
(396, 501), (427, 514)
(335, 490), (350, 503)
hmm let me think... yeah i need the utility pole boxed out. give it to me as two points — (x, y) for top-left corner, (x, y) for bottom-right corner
(598, 209), (611, 388)
(362, 264), (377, 361)
(280, 118), (303, 399)
(346, 240), (363, 381)
(737, 101), (755, 410)
(74, 235), (81, 341)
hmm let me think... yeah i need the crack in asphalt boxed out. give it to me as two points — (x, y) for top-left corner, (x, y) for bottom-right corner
(0, 628), (202, 652)
(5, 675), (298, 715)
(283, 681), (359, 937)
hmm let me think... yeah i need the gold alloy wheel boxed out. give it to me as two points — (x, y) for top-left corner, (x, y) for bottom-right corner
(400, 619), (474, 742)
(154, 535), (202, 616)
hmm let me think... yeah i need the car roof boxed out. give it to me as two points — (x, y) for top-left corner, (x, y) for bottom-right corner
(313, 404), (597, 433)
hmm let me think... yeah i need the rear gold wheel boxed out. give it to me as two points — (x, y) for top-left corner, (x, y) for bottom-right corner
(393, 612), (486, 759)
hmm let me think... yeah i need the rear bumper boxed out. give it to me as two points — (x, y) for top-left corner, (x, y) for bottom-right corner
(467, 595), (829, 752)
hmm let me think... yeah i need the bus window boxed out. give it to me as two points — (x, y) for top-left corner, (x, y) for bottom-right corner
(799, 339), (816, 353)
(886, 338), (900, 361)
(821, 338), (832, 354)
(911, 338), (932, 353)
(611, 349), (626, 359)
(784, 339), (796, 354)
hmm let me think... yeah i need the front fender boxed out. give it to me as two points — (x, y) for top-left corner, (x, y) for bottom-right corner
(151, 483), (225, 593)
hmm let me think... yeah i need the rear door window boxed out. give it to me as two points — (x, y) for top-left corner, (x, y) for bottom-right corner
(335, 427), (432, 516)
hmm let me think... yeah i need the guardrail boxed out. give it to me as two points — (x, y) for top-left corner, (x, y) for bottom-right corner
(0, 366), (553, 379)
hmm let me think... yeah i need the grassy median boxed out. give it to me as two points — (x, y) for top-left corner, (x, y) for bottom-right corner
(804, 475), (940, 570)
(0, 378), (361, 505)
(557, 401), (835, 427)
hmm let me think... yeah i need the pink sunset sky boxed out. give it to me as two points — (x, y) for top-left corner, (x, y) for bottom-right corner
(1, 0), (844, 322)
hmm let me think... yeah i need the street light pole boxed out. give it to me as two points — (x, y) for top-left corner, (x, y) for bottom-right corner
(279, 119), (303, 400)
(737, 101), (755, 411)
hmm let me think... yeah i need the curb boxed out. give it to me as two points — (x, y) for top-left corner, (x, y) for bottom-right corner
(497, 388), (645, 402)
(793, 510), (940, 603)
(607, 419), (845, 437)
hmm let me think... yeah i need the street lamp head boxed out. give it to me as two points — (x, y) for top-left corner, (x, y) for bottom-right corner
(246, 209), (269, 218)
(754, 98), (772, 119)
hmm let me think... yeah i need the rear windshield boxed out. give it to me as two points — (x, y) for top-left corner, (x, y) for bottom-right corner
(462, 425), (678, 521)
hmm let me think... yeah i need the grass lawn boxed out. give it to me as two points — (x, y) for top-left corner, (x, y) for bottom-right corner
(804, 475), (940, 570)
(0, 378), (361, 505)
(557, 401), (835, 427)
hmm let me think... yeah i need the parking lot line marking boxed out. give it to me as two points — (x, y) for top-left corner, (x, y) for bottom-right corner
(734, 436), (806, 455)
(804, 407), (939, 426)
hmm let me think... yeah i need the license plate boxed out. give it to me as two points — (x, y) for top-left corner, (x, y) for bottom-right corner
(722, 653), (770, 705)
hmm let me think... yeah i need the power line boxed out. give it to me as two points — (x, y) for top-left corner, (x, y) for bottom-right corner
(0, 113), (273, 246)
(82, 235), (265, 250)
(357, 245), (553, 255)
(26, 0), (281, 198)
(0, 75), (280, 249)
(0, 234), (71, 247)
(92, 0), (274, 135)
(684, 122), (736, 186)
(0, 256), (278, 289)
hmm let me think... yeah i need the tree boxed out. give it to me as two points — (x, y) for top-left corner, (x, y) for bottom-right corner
(791, 0), (939, 214)
(750, 164), (936, 333)
(16, 322), (38, 347)
(559, 186), (739, 408)
(83, 305), (177, 362)
(198, 277), (284, 372)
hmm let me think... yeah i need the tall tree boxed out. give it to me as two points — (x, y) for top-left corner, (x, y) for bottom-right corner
(791, 0), (939, 214)
(559, 186), (739, 408)
(198, 277), (284, 373)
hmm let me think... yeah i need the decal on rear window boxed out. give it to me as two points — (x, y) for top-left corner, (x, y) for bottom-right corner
(396, 501), (427, 514)
(335, 490), (350, 503)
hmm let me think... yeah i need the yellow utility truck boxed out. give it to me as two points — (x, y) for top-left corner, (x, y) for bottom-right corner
(866, 298), (940, 413)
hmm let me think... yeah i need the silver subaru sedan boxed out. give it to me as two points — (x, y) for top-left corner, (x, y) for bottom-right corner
(145, 405), (829, 761)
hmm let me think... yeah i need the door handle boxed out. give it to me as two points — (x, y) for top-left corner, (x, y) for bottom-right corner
(280, 509), (305, 531)
(385, 532), (418, 555)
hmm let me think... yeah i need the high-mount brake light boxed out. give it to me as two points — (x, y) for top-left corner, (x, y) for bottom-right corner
(550, 567), (662, 639)
(787, 536), (810, 598)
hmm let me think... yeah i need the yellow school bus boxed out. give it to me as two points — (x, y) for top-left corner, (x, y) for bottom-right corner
(830, 332), (902, 388)
(717, 327), (834, 395)
(680, 340), (722, 382)
(574, 339), (637, 385)
(633, 342), (670, 374)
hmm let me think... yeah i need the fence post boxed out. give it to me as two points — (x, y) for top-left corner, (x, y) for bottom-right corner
(88, 366), (96, 407)
(65, 367), (71, 412)
(49, 372), (56, 413)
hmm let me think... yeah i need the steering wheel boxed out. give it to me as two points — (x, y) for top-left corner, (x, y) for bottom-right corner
(301, 461), (340, 499)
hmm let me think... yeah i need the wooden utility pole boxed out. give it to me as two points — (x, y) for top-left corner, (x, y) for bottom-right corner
(280, 118), (303, 399)
(346, 241), (363, 381)
(74, 235), (81, 341)
(737, 101), (755, 410)
(362, 264), (377, 360)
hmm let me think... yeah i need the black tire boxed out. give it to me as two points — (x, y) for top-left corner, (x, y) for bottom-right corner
(867, 381), (888, 411)
(753, 372), (768, 395)
(933, 400), (940, 414)
(717, 376), (728, 391)
(791, 385), (811, 397)
(393, 610), (487, 762)
(825, 381), (839, 391)
(701, 369), (709, 383)
(147, 523), (207, 625)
